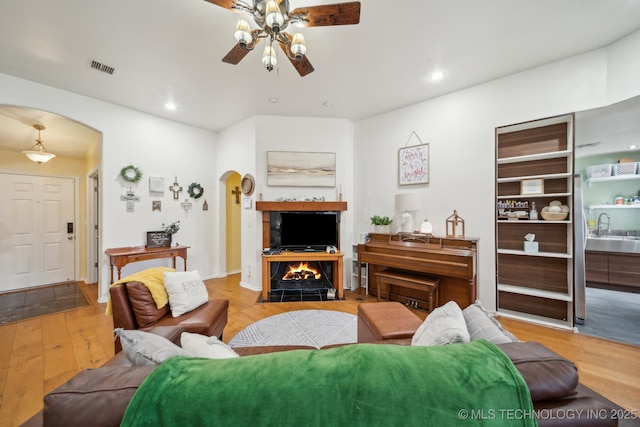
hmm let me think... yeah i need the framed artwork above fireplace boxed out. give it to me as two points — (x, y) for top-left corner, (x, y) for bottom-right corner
(267, 151), (336, 187)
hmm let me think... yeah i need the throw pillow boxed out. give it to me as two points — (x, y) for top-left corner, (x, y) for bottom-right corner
(411, 301), (470, 346)
(163, 270), (209, 317)
(115, 328), (193, 366)
(125, 281), (170, 328)
(462, 301), (518, 344)
(180, 332), (239, 359)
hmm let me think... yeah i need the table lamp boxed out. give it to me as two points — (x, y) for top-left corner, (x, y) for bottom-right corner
(395, 193), (420, 233)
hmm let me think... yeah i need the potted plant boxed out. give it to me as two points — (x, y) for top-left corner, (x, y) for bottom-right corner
(162, 220), (181, 246)
(370, 215), (393, 234)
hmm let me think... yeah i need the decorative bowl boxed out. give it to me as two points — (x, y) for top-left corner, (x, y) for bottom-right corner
(540, 211), (568, 221)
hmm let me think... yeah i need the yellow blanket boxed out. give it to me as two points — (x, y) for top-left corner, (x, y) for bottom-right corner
(105, 266), (175, 315)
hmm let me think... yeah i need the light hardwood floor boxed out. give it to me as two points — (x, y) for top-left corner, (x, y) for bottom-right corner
(1, 275), (638, 426)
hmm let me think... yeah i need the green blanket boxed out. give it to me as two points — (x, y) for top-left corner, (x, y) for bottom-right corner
(122, 340), (537, 427)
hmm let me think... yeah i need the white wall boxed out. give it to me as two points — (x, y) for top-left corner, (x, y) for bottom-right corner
(217, 115), (354, 292)
(0, 74), (218, 302)
(215, 117), (257, 288)
(353, 30), (640, 310)
(2, 27), (639, 306)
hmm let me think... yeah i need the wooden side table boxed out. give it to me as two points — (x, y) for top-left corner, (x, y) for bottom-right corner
(105, 245), (190, 283)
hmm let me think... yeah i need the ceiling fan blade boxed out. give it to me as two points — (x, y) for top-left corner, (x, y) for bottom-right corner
(222, 44), (253, 65)
(289, 1), (360, 27)
(277, 37), (314, 77)
(203, 0), (236, 10)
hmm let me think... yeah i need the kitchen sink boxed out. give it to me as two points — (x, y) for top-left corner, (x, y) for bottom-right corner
(586, 236), (640, 253)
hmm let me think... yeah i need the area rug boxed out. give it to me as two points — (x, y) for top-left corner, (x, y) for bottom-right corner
(228, 309), (357, 348)
(0, 282), (89, 324)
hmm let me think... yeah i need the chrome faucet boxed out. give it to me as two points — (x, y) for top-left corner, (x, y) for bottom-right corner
(596, 213), (611, 236)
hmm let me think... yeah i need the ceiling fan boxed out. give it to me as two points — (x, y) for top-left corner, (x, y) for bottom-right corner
(205, 0), (361, 76)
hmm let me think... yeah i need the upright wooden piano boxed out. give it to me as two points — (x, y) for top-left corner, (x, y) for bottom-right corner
(358, 233), (477, 309)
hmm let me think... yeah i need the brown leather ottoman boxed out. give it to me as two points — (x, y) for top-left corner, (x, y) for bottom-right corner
(358, 302), (423, 343)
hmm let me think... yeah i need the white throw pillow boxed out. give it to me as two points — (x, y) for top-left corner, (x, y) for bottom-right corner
(163, 270), (209, 317)
(462, 301), (517, 344)
(115, 328), (193, 366)
(411, 301), (470, 346)
(180, 332), (240, 359)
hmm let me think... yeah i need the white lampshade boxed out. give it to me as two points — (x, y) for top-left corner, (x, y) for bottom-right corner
(291, 32), (306, 58)
(395, 193), (420, 233)
(262, 45), (277, 71)
(395, 193), (420, 212)
(234, 19), (252, 46)
(265, 0), (284, 32)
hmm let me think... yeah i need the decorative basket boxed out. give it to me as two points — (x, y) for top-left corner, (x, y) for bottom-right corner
(613, 162), (638, 176)
(586, 164), (612, 178)
(540, 212), (568, 221)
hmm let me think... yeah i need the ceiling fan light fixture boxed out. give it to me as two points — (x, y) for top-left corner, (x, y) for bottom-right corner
(234, 19), (253, 47)
(291, 32), (306, 58)
(262, 44), (278, 71)
(265, 0), (284, 33)
(22, 124), (56, 164)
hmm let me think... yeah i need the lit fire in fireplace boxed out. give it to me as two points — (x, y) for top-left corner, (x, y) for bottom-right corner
(282, 262), (321, 281)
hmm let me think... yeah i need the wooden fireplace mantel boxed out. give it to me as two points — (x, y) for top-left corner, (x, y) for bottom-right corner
(256, 201), (347, 212)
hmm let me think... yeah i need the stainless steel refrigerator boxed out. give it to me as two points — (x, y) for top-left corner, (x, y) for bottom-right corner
(574, 173), (587, 324)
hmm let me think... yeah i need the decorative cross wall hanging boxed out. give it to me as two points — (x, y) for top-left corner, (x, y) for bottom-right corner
(120, 191), (140, 212)
(232, 186), (241, 204)
(180, 198), (193, 212)
(169, 176), (183, 200)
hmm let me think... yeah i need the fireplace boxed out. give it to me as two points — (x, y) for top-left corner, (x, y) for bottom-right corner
(268, 260), (335, 302)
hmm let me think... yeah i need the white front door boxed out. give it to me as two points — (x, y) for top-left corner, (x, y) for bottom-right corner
(0, 173), (76, 292)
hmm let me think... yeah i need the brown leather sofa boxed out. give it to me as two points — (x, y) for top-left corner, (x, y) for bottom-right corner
(21, 325), (633, 427)
(109, 280), (229, 353)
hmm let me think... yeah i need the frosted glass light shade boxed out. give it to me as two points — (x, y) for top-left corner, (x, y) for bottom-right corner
(262, 45), (277, 71)
(234, 19), (252, 45)
(291, 32), (306, 57)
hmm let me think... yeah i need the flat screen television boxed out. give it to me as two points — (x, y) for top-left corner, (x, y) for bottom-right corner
(270, 211), (339, 251)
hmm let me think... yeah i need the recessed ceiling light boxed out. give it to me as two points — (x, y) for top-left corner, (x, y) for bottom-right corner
(269, 98), (278, 104)
(323, 101), (331, 107)
(165, 102), (176, 111)
(430, 71), (444, 81)
(630, 145), (637, 149)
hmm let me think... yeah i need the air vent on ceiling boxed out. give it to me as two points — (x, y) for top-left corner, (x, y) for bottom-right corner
(576, 142), (601, 149)
(88, 59), (116, 75)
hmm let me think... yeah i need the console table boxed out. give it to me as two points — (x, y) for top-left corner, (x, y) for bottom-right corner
(106, 245), (190, 283)
(261, 251), (344, 301)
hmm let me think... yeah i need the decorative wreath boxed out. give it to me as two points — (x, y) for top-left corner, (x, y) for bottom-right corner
(188, 182), (204, 199)
(120, 164), (143, 183)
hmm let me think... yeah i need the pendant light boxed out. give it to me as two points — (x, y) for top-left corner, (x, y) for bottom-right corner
(22, 124), (56, 164)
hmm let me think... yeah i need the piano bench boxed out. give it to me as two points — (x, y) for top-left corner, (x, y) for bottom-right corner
(375, 270), (440, 312)
(357, 302), (423, 343)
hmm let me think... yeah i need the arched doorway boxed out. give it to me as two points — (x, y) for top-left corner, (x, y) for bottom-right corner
(0, 105), (102, 290)
(224, 171), (242, 274)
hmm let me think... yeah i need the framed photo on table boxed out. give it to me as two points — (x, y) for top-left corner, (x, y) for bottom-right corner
(398, 144), (429, 185)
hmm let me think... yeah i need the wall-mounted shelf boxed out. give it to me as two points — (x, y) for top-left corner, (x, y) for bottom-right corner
(586, 174), (640, 187)
(497, 192), (571, 199)
(497, 149), (572, 164)
(497, 249), (571, 258)
(497, 172), (571, 183)
(588, 204), (640, 210)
